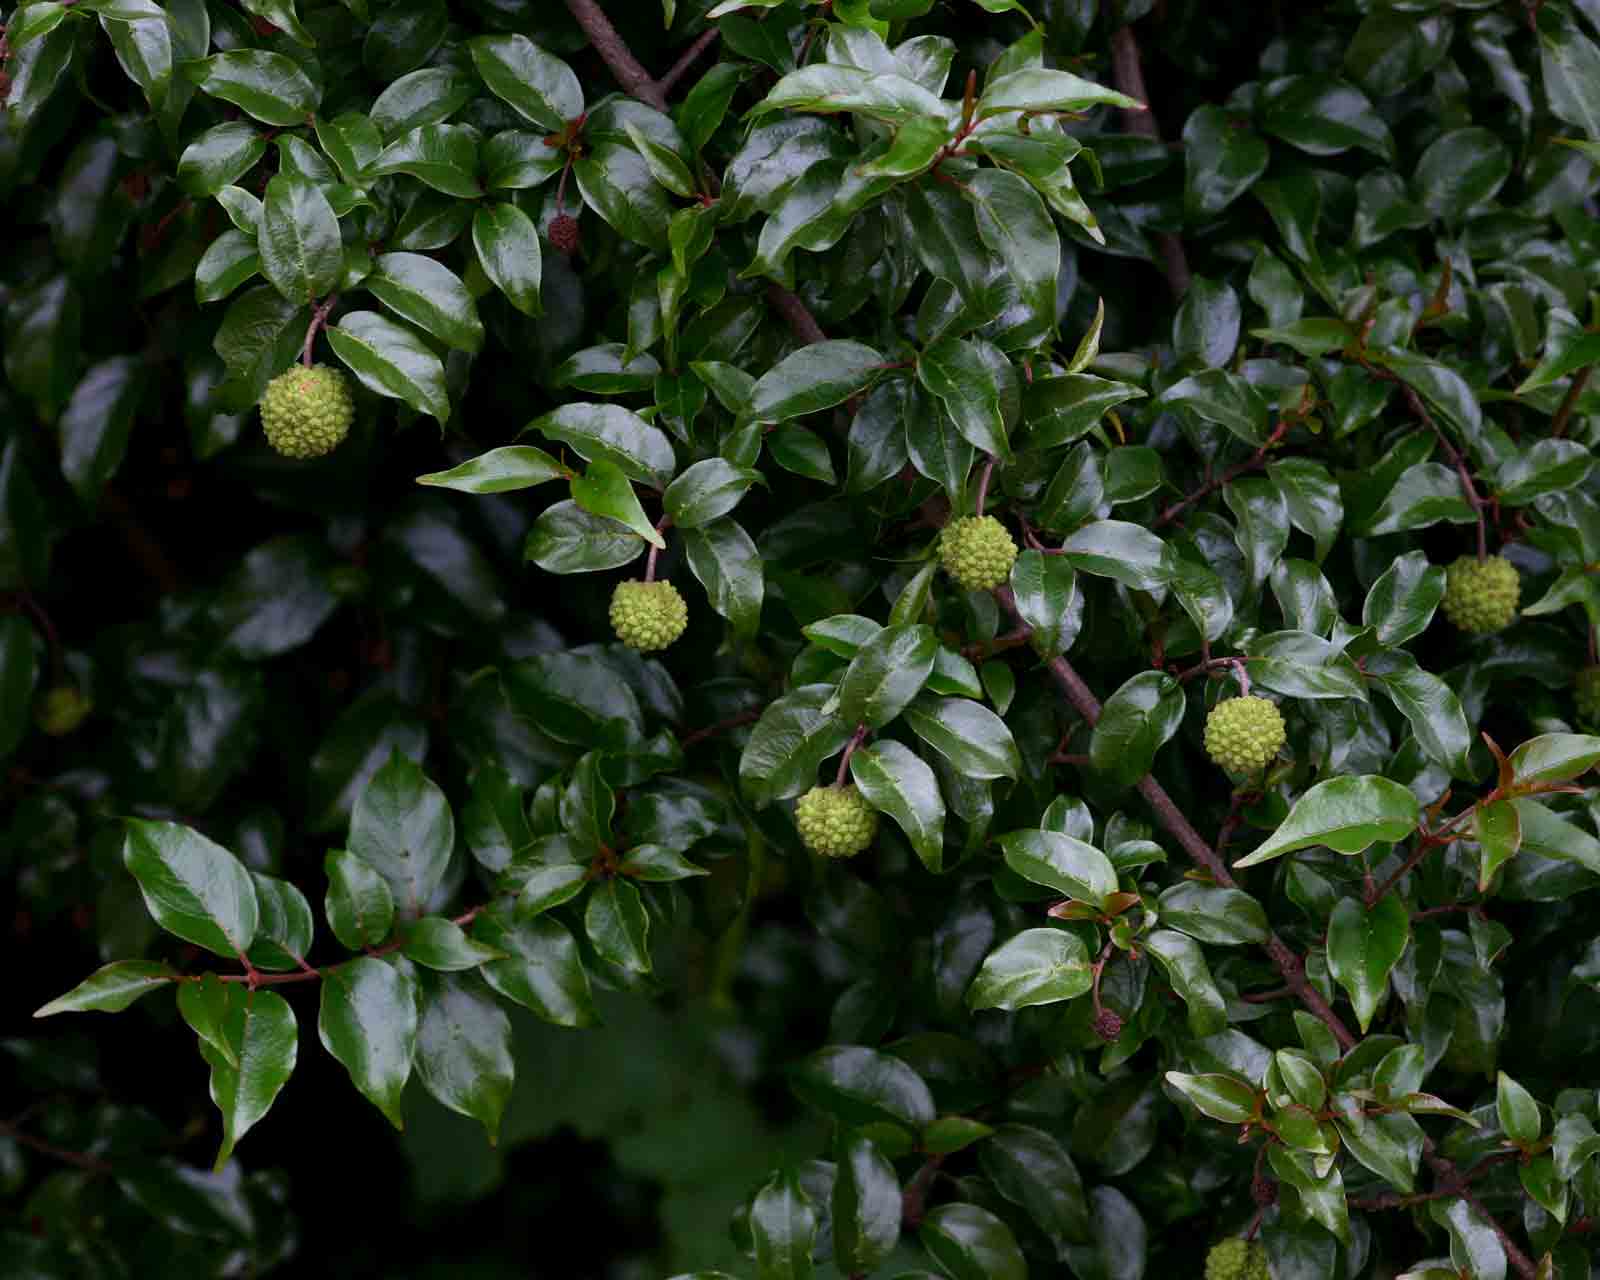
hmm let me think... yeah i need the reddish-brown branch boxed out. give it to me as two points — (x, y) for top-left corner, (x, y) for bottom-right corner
(679, 709), (762, 749)
(901, 1153), (945, 1230)
(1350, 1151), (1518, 1212)
(1103, 13), (1190, 297)
(660, 28), (720, 97)
(0, 1120), (112, 1174)
(215, 904), (486, 986)
(836, 722), (869, 787)
(1424, 1147), (1538, 1279)
(994, 585), (1358, 1050)
(301, 294), (338, 367)
(766, 284), (828, 346)
(1551, 365), (1592, 439)
(1155, 423), (1287, 528)
(562, 0), (669, 110)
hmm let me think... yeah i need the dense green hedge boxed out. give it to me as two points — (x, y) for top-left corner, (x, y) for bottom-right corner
(7, 1), (1600, 1277)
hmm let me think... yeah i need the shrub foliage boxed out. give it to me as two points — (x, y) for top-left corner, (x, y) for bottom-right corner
(8, 0), (1600, 1277)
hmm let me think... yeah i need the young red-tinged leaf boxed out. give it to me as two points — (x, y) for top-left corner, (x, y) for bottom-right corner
(1507, 733), (1600, 786)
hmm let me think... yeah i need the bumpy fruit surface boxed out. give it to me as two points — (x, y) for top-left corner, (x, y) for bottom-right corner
(1440, 554), (1519, 634)
(1577, 666), (1600, 725)
(1205, 1238), (1270, 1280)
(939, 516), (1018, 591)
(259, 364), (353, 458)
(35, 686), (92, 736)
(609, 580), (688, 652)
(795, 784), (878, 858)
(1203, 695), (1285, 775)
(549, 214), (581, 255)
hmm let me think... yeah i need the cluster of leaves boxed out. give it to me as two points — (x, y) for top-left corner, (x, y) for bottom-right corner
(11, 0), (1600, 1277)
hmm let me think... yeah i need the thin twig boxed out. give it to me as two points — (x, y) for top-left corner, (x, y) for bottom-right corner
(1425, 1147), (1538, 1280)
(562, 0), (668, 110)
(975, 455), (996, 518)
(766, 284), (828, 346)
(901, 1154), (944, 1230)
(1552, 365), (1592, 439)
(301, 294), (338, 367)
(1155, 423), (1286, 528)
(679, 708), (762, 749)
(836, 723), (868, 787)
(994, 584), (1357, 1049)
(659, 28), (719, 97)
(1102, 10), (1190, 297)
(0, 1120), (112, 1174)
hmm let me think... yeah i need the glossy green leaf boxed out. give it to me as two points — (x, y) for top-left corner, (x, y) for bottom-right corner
(123, 821), (259, 958)
(472, 202), (542, 318)
(968, 928), (1092, 1011)
(1327, 894), (1408, 1032)
(414, 971), (514, 1142)
(1235, 777), (1420, 867)
(324, 849), (395, 950)
(998, 830), (1116, 908)
(34, 960), (178, 1017)
(318, 956), (418, 1129)
(328, 310), (451, 424)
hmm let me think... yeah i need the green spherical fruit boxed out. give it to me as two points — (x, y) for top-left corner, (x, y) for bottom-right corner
(1440, 554), (1519, 634)
(35, 686), (92, 736)
(1577, 666), (1600, 726)
(1205, 1238), (1270, 1280)
(609, 579), (688, 652)
(259, 364), (354, 459)
(1204, 695), (1285, 775)
(795, 784), (878, 858)
(939, 515), (1018, 592)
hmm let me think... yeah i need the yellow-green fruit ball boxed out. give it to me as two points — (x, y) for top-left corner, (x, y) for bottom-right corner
(1203, 695), (1285, 775)
(609, 579), (688, 652)
(259, 364), (354, 459)
(1577, 666), (1600, 725)
(795, 784), (878, 858)
(939, 515), (1018, 592)
(1440, 554), (1519, 634)
(1205, 1238), (1270, 1280)
(35, 686), (92, 736)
